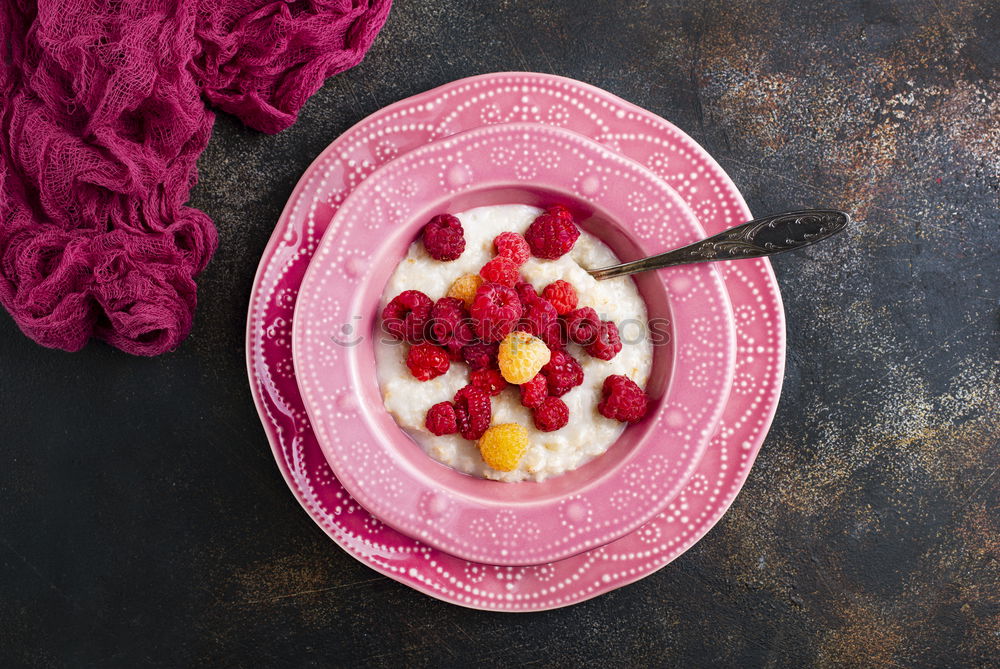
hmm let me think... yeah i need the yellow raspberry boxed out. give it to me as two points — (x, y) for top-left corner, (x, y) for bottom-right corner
(497, 331), (551, 384)
(447, 273), (483, 310)
(478, 423), (529, 472)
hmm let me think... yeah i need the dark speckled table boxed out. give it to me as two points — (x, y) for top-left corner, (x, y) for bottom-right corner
(2, 1), (998, 666)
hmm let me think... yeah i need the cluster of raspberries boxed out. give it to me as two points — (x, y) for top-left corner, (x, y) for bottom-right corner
(381, 206), (650, 449)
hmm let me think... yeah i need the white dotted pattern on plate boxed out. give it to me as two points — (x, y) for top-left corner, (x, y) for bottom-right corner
(246, 73), (784, 610)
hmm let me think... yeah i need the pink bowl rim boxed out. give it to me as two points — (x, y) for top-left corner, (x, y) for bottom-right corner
(291, 121), (736, 565)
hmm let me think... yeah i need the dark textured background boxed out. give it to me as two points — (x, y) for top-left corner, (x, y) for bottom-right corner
(2, 1), (998, 666)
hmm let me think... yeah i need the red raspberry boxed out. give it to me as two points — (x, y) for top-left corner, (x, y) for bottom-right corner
(454, 385), (492, 439)
(422, 214), (465, 261)
(429, 297), (474, 359)
(479, 256), (520, 287)
(542, 280), (578, 315)
(517, 295), (563, 349)
(493, 232), (530, 266)
(461, 342), (498, 371)
(564, 307), (601, 345)
(525, 212), (580, 259)
(533, 397), (569, 432)
(519, 373), (548, 409)
(425, 402), (458, 435)
(514, 281), (537, 316)
(514, 281), (537, 301)
(541, 349), (584, 397)
(545, 204), (573, 219)
(447, 320), (476, 360)
(406, 343), (450, 381)
(585, 320), (622, 360)
(470, 368), (508, 396)
(470, 282), (522, 343)
(598, 374), (649, 423)
(382, 290), (433, 343)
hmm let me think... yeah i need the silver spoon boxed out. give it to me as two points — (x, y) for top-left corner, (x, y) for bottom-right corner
(587, 209), (851, 280)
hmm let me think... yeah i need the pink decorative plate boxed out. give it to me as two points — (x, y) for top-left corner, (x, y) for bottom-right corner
(247, 73), (785, 609)
(291, 122), (735, 566)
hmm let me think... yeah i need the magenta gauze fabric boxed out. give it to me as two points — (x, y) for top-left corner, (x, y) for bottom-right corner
(0, 0), (391, 355)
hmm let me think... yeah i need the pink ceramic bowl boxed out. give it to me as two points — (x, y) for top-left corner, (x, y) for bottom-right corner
(292, 123), (735, 565)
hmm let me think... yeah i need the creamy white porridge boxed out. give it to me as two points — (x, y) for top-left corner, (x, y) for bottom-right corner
(375, 204), (652, 482)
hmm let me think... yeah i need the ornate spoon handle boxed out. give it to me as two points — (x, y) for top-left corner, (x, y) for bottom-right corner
(588, 209), (851, 280)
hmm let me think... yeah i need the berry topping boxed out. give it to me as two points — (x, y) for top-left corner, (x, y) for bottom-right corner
(422, 214), (465, 261)
(454, 385), (492, 440)
(429, 297), (473, 359)
(388, 210), (649, 471)
(479, 256), (520, 287)
(533, 396), (569, 432)
(598, 374), (649, 423)
(519, 373), (548, 408)
(493, 231), (531, 266)
(585, 320), (622, 360)
(425, 402), (458, 435)
(470, 368), (508, 396)
(525, 212), (580, 259)
(447, 273), (484, 310)
(498, 331), (552, 384)
(517, 295), (563, 349)
(470, 282), (522, 343)
(541, 349), (584, 397)
(406, 343), (450, 381)
(461, 342), (498, 371)
(382, 290), (433, 343)
(564, 306), (601, 345)
(478, 423), (529, 472)
(542, 280), (578, 315)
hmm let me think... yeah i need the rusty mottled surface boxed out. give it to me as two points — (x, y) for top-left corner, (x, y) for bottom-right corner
(1, 1), (998, 666)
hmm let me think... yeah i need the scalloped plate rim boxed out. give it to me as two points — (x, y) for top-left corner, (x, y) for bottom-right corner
(245, 72), (786, 610)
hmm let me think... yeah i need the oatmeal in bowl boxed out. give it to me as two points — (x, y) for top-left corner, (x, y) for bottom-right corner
(376, 203), (654, 482)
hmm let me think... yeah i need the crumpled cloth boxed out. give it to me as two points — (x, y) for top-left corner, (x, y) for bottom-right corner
(0, 0), (391, 355)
